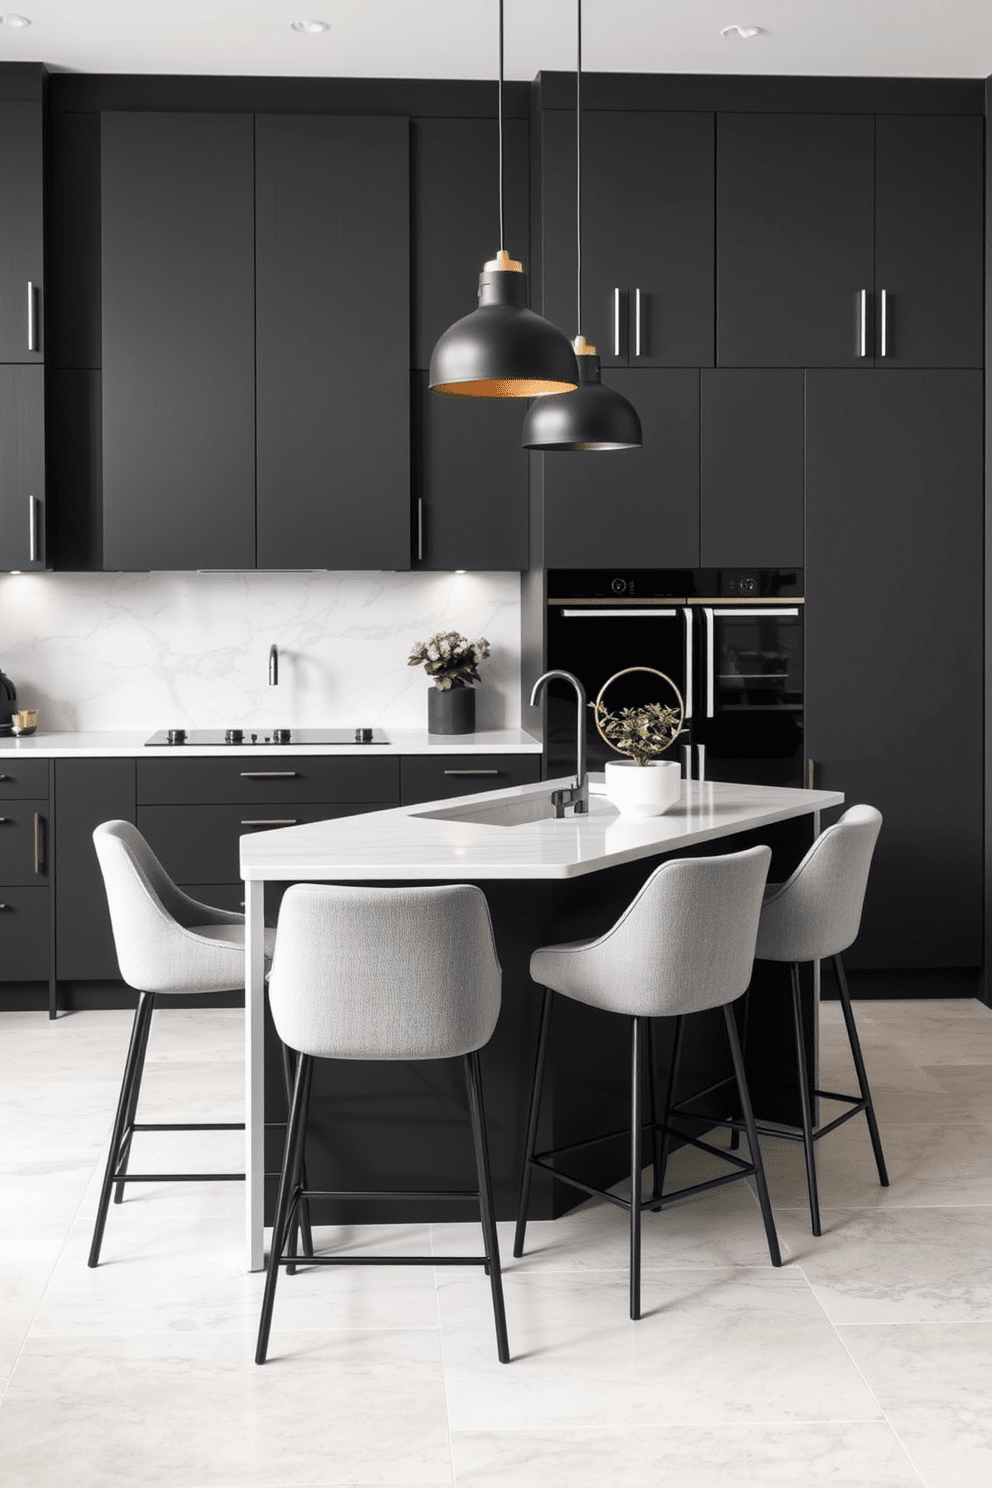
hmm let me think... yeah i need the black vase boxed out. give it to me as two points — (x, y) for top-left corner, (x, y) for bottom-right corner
(0, 666), (15, 733)
(428, 684), (475, 735)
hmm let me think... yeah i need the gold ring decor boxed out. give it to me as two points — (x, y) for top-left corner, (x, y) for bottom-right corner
(593, 666), (686, 757)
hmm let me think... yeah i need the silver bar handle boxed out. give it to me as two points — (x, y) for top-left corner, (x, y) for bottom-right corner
(561, 608), (677, 619)
(807, 759), (816, 790)
(240, 771), (298, 779)
(681, 744), (693, 780)
(880, 288), (888, 358)
(695, 744), (706, 783)
(444, 769), (499, 776)
(241, 818), (299, 827)
(702, 607), (715, 718)
(28, 496), (40, 563)
(613, 288), (621, 357)
(34, 812), (44, 875)
(634, 287), (642, 357)
(857, 289), (867, 358)
(417, 498), (424, 562)
(682, 607), (693, 720)
(27, 282), (38, 352)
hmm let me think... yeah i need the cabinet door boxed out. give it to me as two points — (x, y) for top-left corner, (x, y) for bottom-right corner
(400, 755), (541, 805)
(101, 113), (255, 570)
(542, 110), (714, 368)
(0, 888), (49, 981)
(874, 116), (984, 369)
(700, 370), (803, 569)
(0, 799), (49, 885)
(717, 114), (874, 367)
(0, 365), (45, 571)
(413, 373), (529, 570)
(54, 758), (136, 981)
(0, 101), (43, 364)
(542, 370), (699, 568)
(256, 115), (410, 570)
(805, 370), (982, 968)
(412, 117), (528, 372)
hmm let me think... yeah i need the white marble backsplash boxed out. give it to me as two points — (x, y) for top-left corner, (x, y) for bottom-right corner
(0, 570), (522, 732)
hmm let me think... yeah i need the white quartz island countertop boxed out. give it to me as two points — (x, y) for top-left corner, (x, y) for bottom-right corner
(0, 727), (541, 758)
(240, 776), (846, 883)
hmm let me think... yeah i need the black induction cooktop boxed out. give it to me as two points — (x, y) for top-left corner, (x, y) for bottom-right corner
(145, 727), (388, 747)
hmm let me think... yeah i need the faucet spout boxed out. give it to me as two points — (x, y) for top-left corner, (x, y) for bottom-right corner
(529, 669), (588, 816)
(268, 644), (279, 687)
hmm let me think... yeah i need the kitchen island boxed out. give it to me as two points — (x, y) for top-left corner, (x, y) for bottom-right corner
(241, 775), (843, 1269)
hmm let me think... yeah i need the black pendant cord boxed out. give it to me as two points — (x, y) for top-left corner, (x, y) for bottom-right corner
(498, 0), (505, 254)
(576, 0), (582, 339)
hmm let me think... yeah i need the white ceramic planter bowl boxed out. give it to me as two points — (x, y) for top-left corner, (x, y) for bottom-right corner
(605, 759), (682, 817)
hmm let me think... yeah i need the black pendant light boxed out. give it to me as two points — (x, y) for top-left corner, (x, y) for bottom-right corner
(522, 0), (642, 450)
(429, 0), (579, 398)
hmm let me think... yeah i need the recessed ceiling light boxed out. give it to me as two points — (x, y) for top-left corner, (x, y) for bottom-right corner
(290, 19), (329, 34)
(0, 13), (32, 27)
(721, 25), (762, 40)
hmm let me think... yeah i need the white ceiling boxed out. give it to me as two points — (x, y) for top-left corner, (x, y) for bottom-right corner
(1, 1), (991, 82)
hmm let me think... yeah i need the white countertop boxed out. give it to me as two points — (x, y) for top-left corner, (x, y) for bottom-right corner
(240, 776), (844, 882)
(0, 727), (542, 759)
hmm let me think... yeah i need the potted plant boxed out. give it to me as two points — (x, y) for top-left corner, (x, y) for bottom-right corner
(593, 668), (685, 817)
(408, 631), (491, 735)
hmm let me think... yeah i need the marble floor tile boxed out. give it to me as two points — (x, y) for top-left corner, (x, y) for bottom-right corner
(871, 1011), (992, 1068)
(0, 1330), (453, 1487)
(436, 1267), (881, 1430)
(0, 1240), (63, 1379)
(839, 1321), (992, 1488)
(451, 1422), (923, 1487)
(34, 1218), (439, 1336)
(919, 1064), (992, 1125)
(0, 1154), (97, 1243)
(776, 1206), (992, 1323)
(138, 1007), (245, 1063)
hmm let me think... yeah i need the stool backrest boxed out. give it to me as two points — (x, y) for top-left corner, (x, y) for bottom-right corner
(755, 804), (883, 964)
(93, 820), (246, 995)
(267, 882), (502, 1061)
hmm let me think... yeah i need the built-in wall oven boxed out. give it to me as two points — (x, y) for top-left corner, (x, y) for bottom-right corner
(544, 569), (804, 787)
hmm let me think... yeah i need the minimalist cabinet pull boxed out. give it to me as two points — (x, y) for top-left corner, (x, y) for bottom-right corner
(634, 288), (642, 357)
(0, 775), (8, 781)
(417, 498), (424, 562)
(807, 759), (816, 790)
(0, 904), (8, 911)
(702, 607), (716, 718)
(613, 287), (621, 357)
(682, 608), (693, 720)
(879, 288), (888, 358)
(0, 817), (7, 823)
(857, 289), (868, 358)
(240, 771), (298, 779)
(27, 281), (38, 352)
(28, 496), (40, 563)
(34, 812), (45, 874)
(443, 769), (499, 776)
(241, 818), (298, 826)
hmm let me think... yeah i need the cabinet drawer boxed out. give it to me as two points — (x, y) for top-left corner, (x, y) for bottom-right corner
(0, 759), (49, 798)
(137, 756), (399, 806)
(0, 888), (50, 981)
(0, 800), (49, 884)
(400, 755), (541, 806)
(138, 801), (385, 884)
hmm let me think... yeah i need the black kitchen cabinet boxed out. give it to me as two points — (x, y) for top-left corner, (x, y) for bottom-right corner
(412, 117), (528, 373)
(717, 113), (875, 368)
(0, 100), (44, 365)
(699, 370), (804, 569)
(54, 758), (135, 982)
(255, 115), (410, 570)
(0, 756), (49, 988)
(0, 365), (46, 571)
(101, 112), (255, 570)
(541, 369), (699, 569)
(541, 110), (714, 368)
(874, 115), (983, 368)
(400, 755), (541, 805)
(0, 799), (49, 885)
(805, 370), (982, 969)
(413, 373), (529, 570)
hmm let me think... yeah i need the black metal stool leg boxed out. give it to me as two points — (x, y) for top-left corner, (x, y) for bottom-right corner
(113, 990), (155, 1204)
(256, 1053), (313, 1365)
(728, 992), (750, 1151)
(513, 986), (554, 1259)
(790, 962), (822, 1236)
(465, 1051), (510, 1364)
(833, 955), (889, 1188)
(89, 991), (155, 1267)
(723, 1003), (782, 1267)
(629, 1017), (645, 1320)
(281, 1044), (314, 1268)
(654, 1014), (685, 1202)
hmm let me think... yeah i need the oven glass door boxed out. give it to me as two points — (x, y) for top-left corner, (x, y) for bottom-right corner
(545, 606), (692, 776)
(696, 606), (803, 785)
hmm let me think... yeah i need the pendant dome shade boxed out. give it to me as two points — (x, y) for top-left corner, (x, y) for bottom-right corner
(522, 342), (642, 450)
(430, 255), (580, 398)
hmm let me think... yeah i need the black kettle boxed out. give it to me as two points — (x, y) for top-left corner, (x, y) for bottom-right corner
(0, 666), (16, 732)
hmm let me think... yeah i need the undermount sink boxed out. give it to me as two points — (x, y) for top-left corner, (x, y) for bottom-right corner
(414, 792), (608, 829)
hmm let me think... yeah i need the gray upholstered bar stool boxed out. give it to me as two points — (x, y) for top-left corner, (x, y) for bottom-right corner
(255, 881), (509, 1365)
(89, 820), (279, 1267)
(514, 845), (781, 1321)
(752, 803), (888, 1236)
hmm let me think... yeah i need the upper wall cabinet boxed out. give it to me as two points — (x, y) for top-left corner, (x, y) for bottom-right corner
(717, 113), (983, 368)
(0, 365), (45, 570)
(541, 110), (714, 368)
(0, 101), (44, 365)
(101, 112), (256, 570)
(255, 115), (410, 569)
(411, 116), (528, 373)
